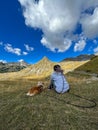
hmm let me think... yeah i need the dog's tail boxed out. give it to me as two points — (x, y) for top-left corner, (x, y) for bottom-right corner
(26, 92), (30, 96)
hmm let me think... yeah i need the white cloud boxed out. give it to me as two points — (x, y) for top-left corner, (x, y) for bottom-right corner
(4, 44), (21, 56)
(0, 60), (7, 63)
(41, 36), (72, 52)
(74, 39), (86, 52)
(3, 43), (31, 56)
(24, 44), (34, 51)
(18, 0), (98, 52)
(18, 59), (24, 62)
(94, 46), (98, 54)
(80, 7), (98, 38)
(23, 51), (28, 55)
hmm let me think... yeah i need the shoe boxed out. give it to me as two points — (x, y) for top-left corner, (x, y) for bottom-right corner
(67, 89), (70, 92)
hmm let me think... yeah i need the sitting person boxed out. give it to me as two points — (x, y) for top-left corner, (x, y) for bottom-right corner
(48, 64), (70, 93)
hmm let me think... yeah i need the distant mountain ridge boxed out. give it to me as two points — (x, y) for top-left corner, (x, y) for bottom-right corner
(0, 56), (88, 80)
(0, 54), (92, 74)
(0, 60), (29, 73)
(62, 54), (95, 61)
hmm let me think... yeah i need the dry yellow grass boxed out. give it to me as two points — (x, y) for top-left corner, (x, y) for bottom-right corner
(0, 57), (88, 80)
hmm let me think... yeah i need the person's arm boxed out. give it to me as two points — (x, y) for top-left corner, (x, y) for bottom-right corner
(48, 75), (54, 89)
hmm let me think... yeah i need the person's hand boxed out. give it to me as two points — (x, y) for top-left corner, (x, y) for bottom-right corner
(60, 69), (64, 74)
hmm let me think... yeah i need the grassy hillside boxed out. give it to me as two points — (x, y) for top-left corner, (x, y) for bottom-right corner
(0, 57), (88, 80)
(0, 72), (98, 130)
(75, 56), (98, 74)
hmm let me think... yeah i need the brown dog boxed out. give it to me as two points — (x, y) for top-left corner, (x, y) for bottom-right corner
(26, 81), (44, 96)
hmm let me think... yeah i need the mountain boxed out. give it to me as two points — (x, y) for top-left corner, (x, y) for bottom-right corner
(0, 60), (29, 73)
(0, 56), (88, 80)
(62, 54), (95, 61)
(74, 55), (98, 74)
(16, 57), (57, 79)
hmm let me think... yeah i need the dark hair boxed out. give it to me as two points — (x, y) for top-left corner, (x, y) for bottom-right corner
(53, 64), (61, 71)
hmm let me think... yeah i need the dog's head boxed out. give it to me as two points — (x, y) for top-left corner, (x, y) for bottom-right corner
(37, 81), (44, 87)
(37, 81), (44, 91)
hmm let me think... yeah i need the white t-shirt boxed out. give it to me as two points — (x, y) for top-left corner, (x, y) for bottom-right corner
(51, 72), (69, 93)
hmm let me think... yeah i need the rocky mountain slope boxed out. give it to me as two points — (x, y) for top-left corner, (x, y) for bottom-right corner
(0, 60), (28, 73)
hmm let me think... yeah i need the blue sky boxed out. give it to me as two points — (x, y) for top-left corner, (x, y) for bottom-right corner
(0, 0), (98, 64)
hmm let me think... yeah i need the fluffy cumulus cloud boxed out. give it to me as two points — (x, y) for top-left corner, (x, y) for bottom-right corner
(24, 44), (34, 51)
(94, 46), (98, 54)
(41, 35), (72, 52)
(2, 42), (32, 56)
(23, 51), (28, 55)
(74, 39), (86, 52)
(80, 7), (98, 38)
(4, 44), (21, 56)
(18, 0), (98, 52)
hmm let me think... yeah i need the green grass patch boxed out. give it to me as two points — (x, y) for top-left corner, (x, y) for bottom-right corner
(0, 73), (98, 130)
(75, 56), (98, 74)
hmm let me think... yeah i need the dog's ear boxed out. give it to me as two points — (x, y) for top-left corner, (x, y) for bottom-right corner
(37, 81), (41, 86)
